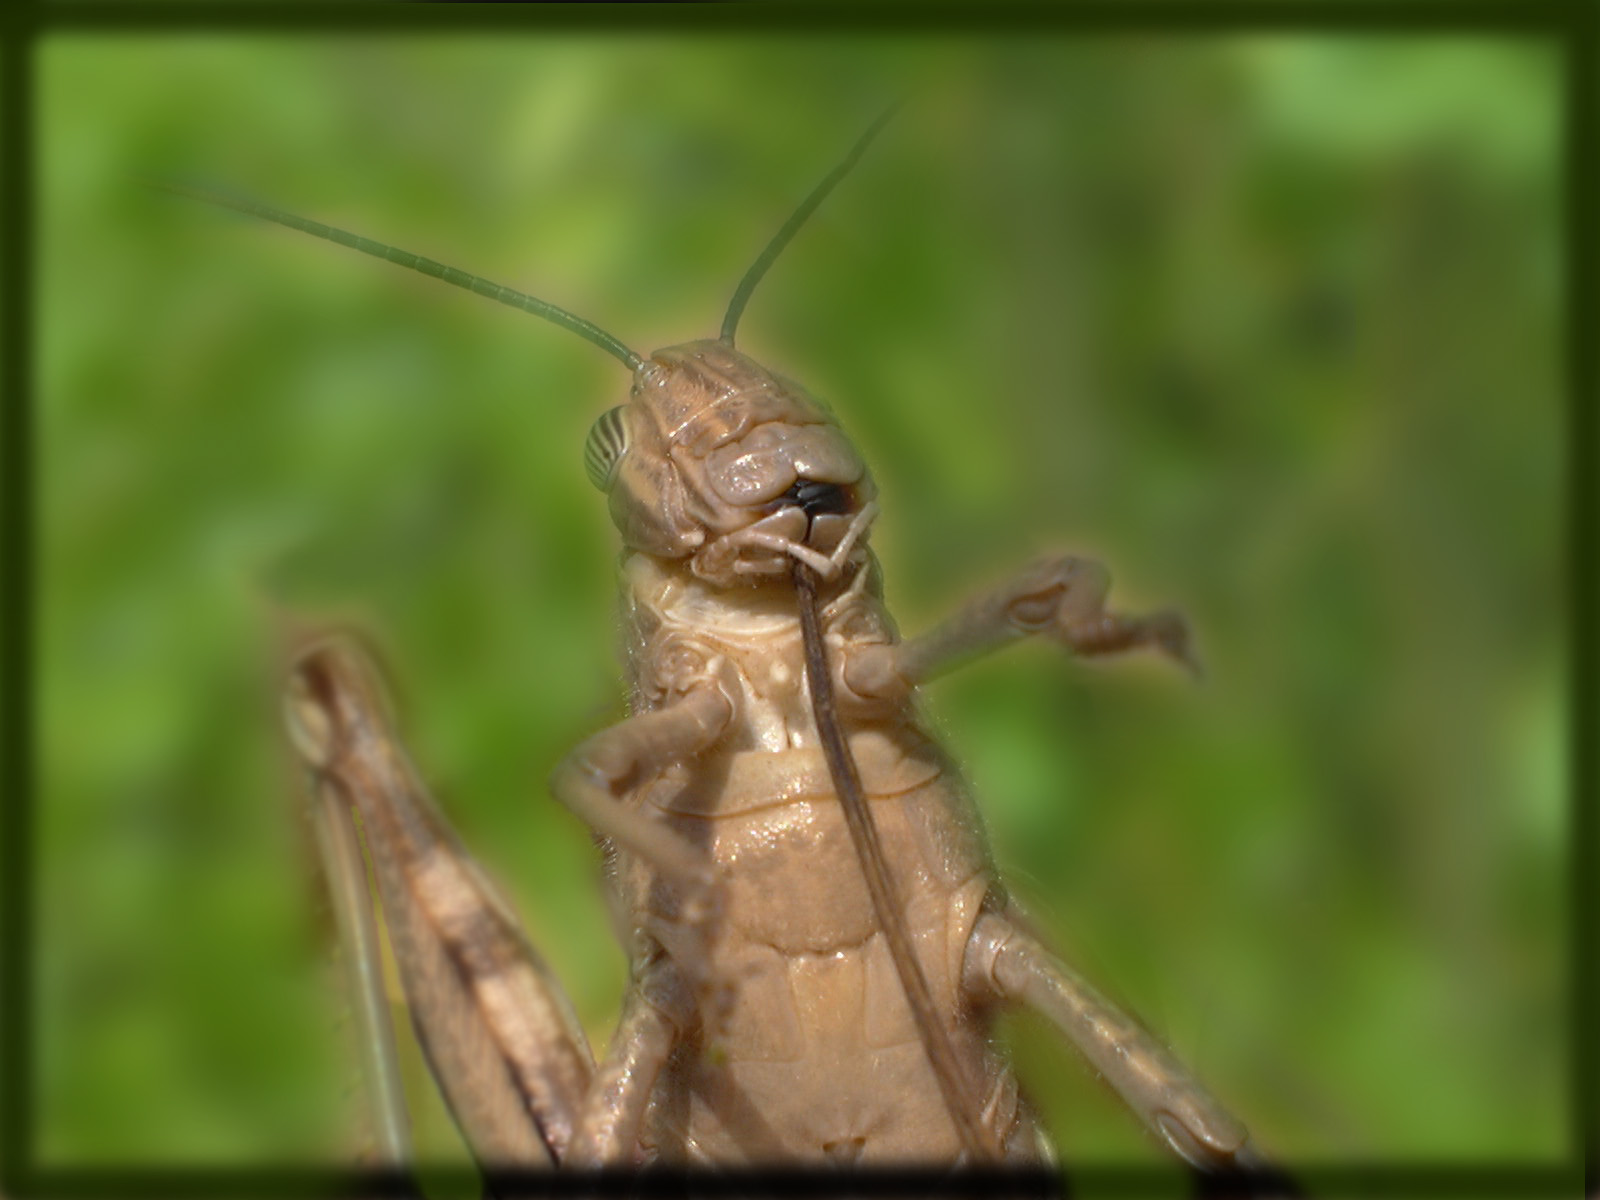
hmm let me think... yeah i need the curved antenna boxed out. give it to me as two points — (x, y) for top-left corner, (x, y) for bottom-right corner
(150, 179), (644, 372)
(791, 560), (999, 1161)
(719, 103), (900, 346)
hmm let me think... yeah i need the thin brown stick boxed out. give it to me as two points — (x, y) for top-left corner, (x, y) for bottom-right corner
(792, 562), (999, 1163)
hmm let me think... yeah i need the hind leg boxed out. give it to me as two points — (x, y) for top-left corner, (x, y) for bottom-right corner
(300, 744), (414, 1165)
(285, 636), (597, 1166)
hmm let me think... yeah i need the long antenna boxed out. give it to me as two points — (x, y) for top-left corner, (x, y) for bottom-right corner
(720, 103), (900, 346)
(151, 180), (644, 372)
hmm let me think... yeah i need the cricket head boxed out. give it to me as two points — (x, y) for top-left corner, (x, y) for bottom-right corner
(583, 339), (877, 586)
(579, 107), (897, 588)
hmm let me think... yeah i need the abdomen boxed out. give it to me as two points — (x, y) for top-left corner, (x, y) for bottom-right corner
(623, 727), (1042, 1162)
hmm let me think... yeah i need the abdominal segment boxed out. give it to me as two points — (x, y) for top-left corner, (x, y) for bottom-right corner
(619, 734), (1035, 1161)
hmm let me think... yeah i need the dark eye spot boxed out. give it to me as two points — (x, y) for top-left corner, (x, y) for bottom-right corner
(779, 478), (853, 518)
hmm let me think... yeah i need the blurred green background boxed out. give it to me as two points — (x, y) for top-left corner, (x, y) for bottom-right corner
(35, 32), (1565, 1185)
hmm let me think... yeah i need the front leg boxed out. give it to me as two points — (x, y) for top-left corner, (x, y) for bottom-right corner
(844, 554), (1197, 699)
(548, 674), (739, 1033)
(548, 682), (734, 896)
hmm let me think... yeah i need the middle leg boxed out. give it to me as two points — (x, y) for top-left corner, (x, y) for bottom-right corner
(962, 909), (1263, 1171)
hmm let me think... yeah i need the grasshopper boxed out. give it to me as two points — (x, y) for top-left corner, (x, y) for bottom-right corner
(173, 112), (1271, 1175)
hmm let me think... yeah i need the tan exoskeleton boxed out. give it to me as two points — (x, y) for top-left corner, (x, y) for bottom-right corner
(176, 113), (1277, 1179)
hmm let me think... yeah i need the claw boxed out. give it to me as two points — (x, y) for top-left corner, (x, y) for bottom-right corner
(1155, 1107), (1299, 1197)
(1147, 609), (1204, 681)
(1154, 1107), (1248, 1170)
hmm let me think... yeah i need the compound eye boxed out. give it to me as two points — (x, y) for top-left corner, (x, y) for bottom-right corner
(583, 406), (629, 491)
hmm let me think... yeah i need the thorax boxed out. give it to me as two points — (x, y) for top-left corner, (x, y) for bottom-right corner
(618, 552), (897, 754)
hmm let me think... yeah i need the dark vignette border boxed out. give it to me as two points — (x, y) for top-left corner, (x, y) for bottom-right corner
(0, 3), (1592, 1199)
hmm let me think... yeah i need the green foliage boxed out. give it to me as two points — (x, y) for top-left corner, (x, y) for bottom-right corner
(36, 34), (1563, 1174)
